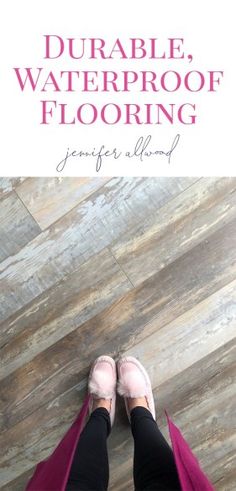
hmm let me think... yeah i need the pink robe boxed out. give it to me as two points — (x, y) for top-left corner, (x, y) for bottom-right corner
(25, 395), (215, 491)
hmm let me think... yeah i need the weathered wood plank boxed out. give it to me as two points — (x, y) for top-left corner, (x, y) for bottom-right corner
(0, 469), (33, 491)
(16, 177), (112, 229)
(214, 469), (236, 491)
(0, 178), (26, 199)
(0, 192), (41, 262)
(1, 178), (235, 491)
(1, 264), (235, 435)
(0, 177), (196, 322)
(0, 246), (132, 377)
(111, 177), (236, 285)
(1, 220), (236, 429)
(122, 284), (236, 389)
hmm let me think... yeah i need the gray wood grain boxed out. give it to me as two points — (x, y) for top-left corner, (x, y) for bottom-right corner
(1, 222), (236, 436)
(111, 177), (236, 285)
(1, 220), (235, 430)
(0, 192), (41, 262)
(16, 177), (112, 229)
(0, 178), (26, 199)
(0, 178), (235, 491)
(0, 247), (132, 378)
(0, 469), (33, 491)
(0, 177), (196, 322)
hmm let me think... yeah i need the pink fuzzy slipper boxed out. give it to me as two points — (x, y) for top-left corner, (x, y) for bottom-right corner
(117, 356), (156, 422)
(88, 355), (116, 426)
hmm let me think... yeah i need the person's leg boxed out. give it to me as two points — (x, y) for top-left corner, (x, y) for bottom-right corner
(117, 356), (181, 491)
(66, 355), (117, 491)
(131, 406), (181, 491)
(66, 407), (111, 491)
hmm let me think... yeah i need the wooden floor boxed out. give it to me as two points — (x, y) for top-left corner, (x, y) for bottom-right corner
(0, 177), (236, 491)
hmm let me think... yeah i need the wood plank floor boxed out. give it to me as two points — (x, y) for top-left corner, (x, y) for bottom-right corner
(0, 177), (235, 491)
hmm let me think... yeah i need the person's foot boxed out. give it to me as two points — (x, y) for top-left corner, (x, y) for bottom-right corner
(88, 356), (116, 425)
(117, 356), (156, 421)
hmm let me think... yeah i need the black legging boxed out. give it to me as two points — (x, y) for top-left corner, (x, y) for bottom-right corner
(66, 407), (181, 491)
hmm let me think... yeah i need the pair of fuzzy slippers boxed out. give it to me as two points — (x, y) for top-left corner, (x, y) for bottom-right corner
(88, 355), (155, 426)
